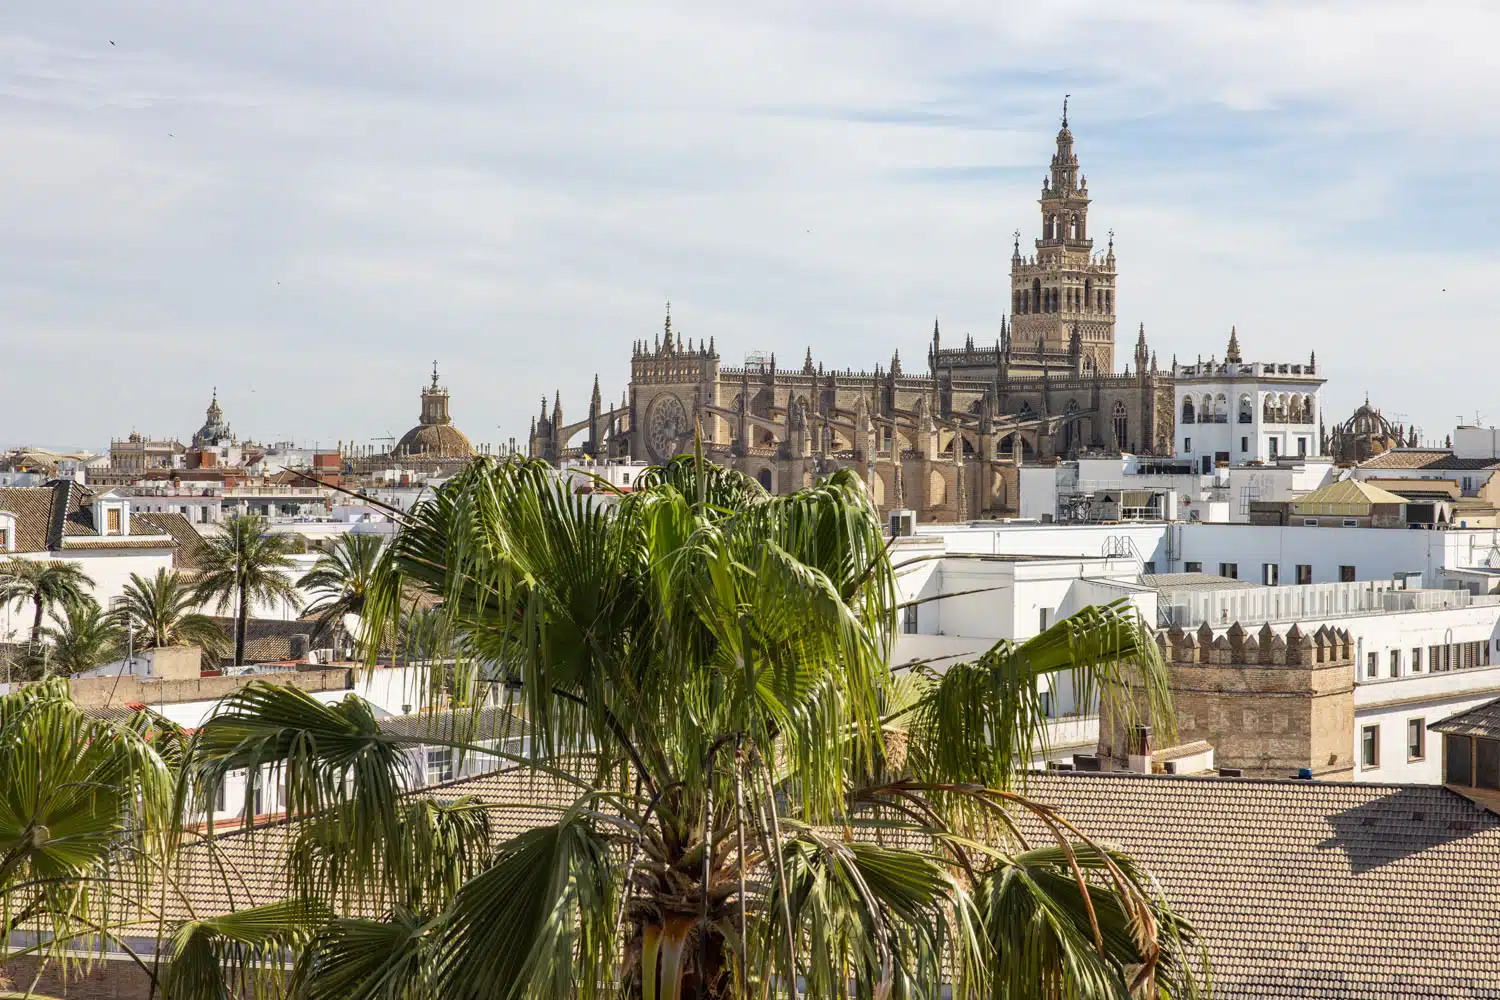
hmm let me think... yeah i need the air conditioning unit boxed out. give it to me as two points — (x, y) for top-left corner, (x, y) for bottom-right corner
(888, 509), (916, 537)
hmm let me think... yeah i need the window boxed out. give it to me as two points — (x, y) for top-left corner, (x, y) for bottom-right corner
(1407, 719), (1425, 761)
(1241, 436), (1249, 452)
(1302, 518), (1319, 527)
(106, 507), (122, 534)
(1339, 565), (1356, 582)
(1446, 734), (1473, 785)
(1412, 647), (1423, 673)
(1389, 649), (1401, 678)
(426, 747), (455, 784)
(1341, 518), (1359, 528)
(1184, 561), (1202, 573)
(1143, 561), (1157, 574)
(1296, 564), (1312, 585)
(1361, 725), (1379, 768)
(214, 782), (227, 813)
(1039, 691), (1053, 718)
(1268, 438), (1279, 460)
(621, 473), (631, 485)
(1297, 437), (1308, 458)
(1480, 738), (1500, 791)
(1366, 652), (1378, 679)
(1183, 437), (1192, 452)
(0, 528), (8, 550)
(1039, 607), (1052, 632)
(1218, 562), (1238, 580)
(901, 605), (918, 634)
(1262, 563), (1279, 586)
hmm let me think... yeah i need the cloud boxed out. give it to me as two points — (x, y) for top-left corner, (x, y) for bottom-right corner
(0, 1), (1494, 451)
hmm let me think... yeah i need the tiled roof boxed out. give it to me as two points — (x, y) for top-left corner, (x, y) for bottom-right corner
(203, 617), (327, 664)
(1291, 478), (1409, 513)
(0, 482), (175, 553)
(1357, 449), (1500, 472)
(1429, 695), (1500, 739)
(134, 512), (208, 569)
(1014, 772), (1500, 999)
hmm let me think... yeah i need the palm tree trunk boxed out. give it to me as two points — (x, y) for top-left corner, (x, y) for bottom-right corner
(31, 597), (44, 647)
(234, 585), (247, 666)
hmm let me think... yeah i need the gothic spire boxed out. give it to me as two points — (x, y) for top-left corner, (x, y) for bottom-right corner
(932, 317), (940, 353)
(891, 350), (903, 377)
(708, 335), (715, 355)
(590, 373), (601, 406)
(803, 346), (815, 374)
(1226, 325), (1242, 364)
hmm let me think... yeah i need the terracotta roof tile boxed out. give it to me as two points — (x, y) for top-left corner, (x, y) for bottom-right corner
(1357, 449), (1500, 472)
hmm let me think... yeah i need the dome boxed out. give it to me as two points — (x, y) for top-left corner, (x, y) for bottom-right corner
(394, 423), (472, 458)
(192, 389), (234, 448)
(393, 362), (472, 459)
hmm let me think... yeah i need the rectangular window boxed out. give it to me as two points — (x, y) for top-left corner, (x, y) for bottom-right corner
(1447, 734), (1473, 785)
(1241, 436), (1249, 452)
(1039, 607), (1052, 632)
(1296, 564), (1312, 585)
(1184, 561), (1202, 573)
(1361, 725), (1379, 769)
(214, 782), (227, 813)
(1297, 437), (1308, 457)
(1408, 718), (1425, 761)
(1143, 561), (1156, 574)
(901, 605), (918, 635)
(0, 528), (8, 550)
(1339, 565), (1356, 582)
(1262, 563), (1279, 586)
(1341, 518), (1359, 528)
(106, 507), (121, 534)
(1479, 739), (1500, 791)
(1183, 437), (1191, 452)
(1268, 438), (1279, 460)
(1219, 562), (1238, 580)
(426, 747), (454, 784)
(1366, 652), (1379, 679)
(1412, 647), (1423, 673)
(1389, 649), (1401, 678)
(1039, 690), (1053, 718)
(1302, 518), (1319, 526)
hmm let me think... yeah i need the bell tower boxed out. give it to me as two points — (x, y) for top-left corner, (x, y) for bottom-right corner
(1009, 98), (1117, 373)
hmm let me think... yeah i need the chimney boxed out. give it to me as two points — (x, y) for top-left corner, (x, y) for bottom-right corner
(1126, 725), (1154, 773)
(289, 634), (310, 661)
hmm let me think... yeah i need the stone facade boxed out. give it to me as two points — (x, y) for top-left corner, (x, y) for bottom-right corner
(1103, 622), (1357, 779)
(531, 106), (1176, 522)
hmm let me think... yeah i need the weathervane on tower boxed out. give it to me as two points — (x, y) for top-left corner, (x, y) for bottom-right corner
(1062, 94), (1070, 127)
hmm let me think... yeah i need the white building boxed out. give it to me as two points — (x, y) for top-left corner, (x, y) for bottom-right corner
(1172, 329), (1324, 472)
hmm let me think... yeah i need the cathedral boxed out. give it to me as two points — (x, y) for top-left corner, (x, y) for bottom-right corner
(530, 105), (1174, 521)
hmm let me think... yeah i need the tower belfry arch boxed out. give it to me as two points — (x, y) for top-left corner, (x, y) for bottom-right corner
(1008, 100), (1116, 374)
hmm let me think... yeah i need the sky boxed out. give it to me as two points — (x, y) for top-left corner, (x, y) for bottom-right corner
(3, 1), (1499, 453)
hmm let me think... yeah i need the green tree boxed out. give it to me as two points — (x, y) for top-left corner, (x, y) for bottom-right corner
(191, 515), (300, 666)
(0, 559), (94, 645)
(297, 533), (385, 649)
(181, 457), (1197, 1000)
(27, 596), (124, 676)
(113, 568), (232, 669)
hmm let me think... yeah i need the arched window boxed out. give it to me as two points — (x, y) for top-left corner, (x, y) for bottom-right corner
(1084, 278), (1092, 312)
(757, 468), (773, 491)
(1215, 393), (1228, 422)
(1202, 395), (1214, 423)
(1239, 393), (1252, 424)
(1032, 278), (1042, 314)
(1105, 290), (1112, 313)
(1263, 393), (1275, 422)
(1113, 400), (1128, 450)
(1181, 397), (1195, 423)
(1302, 395), (1315, 424)
(1289, 395), (1303, 422)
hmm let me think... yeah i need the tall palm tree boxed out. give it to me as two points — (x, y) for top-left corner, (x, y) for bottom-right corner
(0, 558), (94, 644)
(182, 456), (1198, 999)
(297, 533), (385, 647)
(191, 515), (300, 666)
(27, 596), (123, 676)
(113, 568), (232, 669)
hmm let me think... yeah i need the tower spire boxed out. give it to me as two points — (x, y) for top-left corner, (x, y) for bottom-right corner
(1062, 93), (1069, 128)
(1225, 325), (1242, 364)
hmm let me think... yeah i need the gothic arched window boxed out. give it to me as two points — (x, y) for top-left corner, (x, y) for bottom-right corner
(1084, 278), (1092, 312)
(1181, 397), (1195, 424)
(1105, 290), (1112, 313)
(1032, 278), (1042, 314)
(1113, 401), (1128, 450)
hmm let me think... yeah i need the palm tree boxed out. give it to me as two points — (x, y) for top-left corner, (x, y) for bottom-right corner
(191, 515), (300, 666)
(26, 596), (123, 676)
(297, 533), (385, 649)
(113, 568), (232, 669)
(0, 559), (94, 645)
(0, 678), (177, 979)
(181, 456), (1198, 999)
